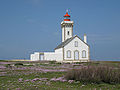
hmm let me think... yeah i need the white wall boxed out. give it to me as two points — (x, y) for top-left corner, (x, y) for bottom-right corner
(62, 27), (65, 42)
(65, 26), (73, 40)
(44, 52), (56, 61)
(30, 52), (40, 61)
(55, 48), (63, 62)
(30, 54), (34, 61)
(30, 52), (56, 61)
(61, 21), (73, 42)
(30, 51), (62, 61)
(30, 36), (89, 62)
(64, 37), (89, 61)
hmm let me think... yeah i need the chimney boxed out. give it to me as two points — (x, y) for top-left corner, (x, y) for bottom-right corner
(84, 34), (87, 43)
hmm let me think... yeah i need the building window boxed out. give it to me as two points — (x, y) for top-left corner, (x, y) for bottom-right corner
(82, 50), (86, 58)
(67, 31), (69, 35)
(67, 50), (71, 58)
(75, 41), (78, 47)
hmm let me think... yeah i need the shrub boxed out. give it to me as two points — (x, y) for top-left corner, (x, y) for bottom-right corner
(5, 64), (12, 68)
(65, 62), (70, 64)
(75, 62), (82, 64)
(14, 63), (23, 66)
(49, 61), (56, 64)
(56, 62), (62, 64)
(65, 66), (120, 84)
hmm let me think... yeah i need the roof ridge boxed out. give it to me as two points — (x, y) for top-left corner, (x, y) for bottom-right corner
(54, 35), (89, 50)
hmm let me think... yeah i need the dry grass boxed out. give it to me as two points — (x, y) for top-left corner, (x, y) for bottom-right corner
(65, 66), (120, 84)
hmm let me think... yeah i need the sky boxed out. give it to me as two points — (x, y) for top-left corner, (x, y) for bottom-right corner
(0, 0), (120, 61)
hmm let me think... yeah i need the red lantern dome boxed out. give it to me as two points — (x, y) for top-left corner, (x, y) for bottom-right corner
(64, 12), (70, 17)
(64, 10), (71, 21)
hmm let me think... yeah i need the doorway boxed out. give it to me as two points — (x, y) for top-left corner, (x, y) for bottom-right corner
(74, 50), (79, 60)
(40, 54), (44, 60)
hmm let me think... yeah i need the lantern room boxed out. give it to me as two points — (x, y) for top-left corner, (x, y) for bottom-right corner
(64, 11), (71, 21)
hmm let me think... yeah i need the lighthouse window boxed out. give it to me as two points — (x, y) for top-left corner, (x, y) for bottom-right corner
(68, 31), (69, 35)
(82, 50), (86, 58)
(75, 41), (78, 47)
(67, 50), (71, 58)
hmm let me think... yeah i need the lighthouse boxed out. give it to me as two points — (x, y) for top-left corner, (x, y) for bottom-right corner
(61, 10), (74, 42)
(30, 10), (90, 62)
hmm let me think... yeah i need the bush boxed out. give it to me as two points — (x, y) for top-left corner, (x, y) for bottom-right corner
(65, 66), (120, 84)
(49, 61), (56, 64)
(65, 62), (70, 64)
(14, 63), (23, 66)
(5, 64), (12, 68)
(75, 62), (82, 64)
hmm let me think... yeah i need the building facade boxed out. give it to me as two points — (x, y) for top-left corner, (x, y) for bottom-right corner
(30, 11), (90, 62)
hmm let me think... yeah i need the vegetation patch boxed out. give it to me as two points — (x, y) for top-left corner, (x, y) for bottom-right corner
(1, 60), (120, 89)
(65, 66), (120, 84)
(14, 63), (23, 66)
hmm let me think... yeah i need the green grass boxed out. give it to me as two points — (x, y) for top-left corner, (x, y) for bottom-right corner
(1, 72), (120, 90)
(1, 71), (120, 90)
(0, 72), (65, 90)
(1, 61), (120, 90)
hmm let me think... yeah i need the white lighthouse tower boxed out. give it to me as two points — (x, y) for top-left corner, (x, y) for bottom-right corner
(61, 10), (74, 42)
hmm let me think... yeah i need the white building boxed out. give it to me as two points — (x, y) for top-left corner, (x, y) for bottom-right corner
(30, 11), (90, 62)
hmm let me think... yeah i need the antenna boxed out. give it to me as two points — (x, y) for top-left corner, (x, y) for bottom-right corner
(66, 9), (68, 13)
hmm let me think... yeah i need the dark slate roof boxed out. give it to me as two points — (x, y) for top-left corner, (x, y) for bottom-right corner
(54, 35), (89, 50)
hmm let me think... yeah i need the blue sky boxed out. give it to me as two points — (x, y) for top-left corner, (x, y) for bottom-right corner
(0, 0), (120, 60)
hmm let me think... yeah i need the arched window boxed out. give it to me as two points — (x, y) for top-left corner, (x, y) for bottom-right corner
(67, 50), (71, 58)
(75, 41), (78, 47)
(82, 50), (86, 58)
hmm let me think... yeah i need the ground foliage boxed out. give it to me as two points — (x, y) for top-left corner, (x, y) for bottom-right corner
(0, 60), (120, 90)
(65, 66), (120, 84)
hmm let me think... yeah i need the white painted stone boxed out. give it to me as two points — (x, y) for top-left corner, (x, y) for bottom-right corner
(55, 48), (63, 62)
(30, 12), (90, 62)
(44, 52), (56, 61)
(61, 21), (73, 42)
(84, 34), (87, 43)
(64, 36), (89, 62)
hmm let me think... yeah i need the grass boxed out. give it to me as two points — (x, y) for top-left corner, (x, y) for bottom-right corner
(1, 60), (120, 89)
(0, 72), (65, 90)
(66, 66), (120, 84)
(1, 72), (120, 90)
